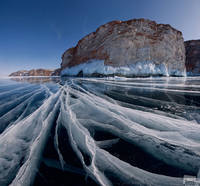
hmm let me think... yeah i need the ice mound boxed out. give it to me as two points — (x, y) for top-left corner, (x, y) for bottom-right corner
(61, 60), (186, 77)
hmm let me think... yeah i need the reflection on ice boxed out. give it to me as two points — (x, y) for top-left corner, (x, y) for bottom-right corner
(0, 77), (200, 186)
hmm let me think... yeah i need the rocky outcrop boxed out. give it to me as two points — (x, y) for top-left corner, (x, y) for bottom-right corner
(9, 69), (59, 76)
(185, 40), (200, 76)
(61, 18), (186, 77)
(51, 68), (61, 76)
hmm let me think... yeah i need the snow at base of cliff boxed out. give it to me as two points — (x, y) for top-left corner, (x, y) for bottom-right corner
(61, 60), (186, 77)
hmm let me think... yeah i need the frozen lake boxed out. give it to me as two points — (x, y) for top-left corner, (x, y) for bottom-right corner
(0, 76), (200, 186)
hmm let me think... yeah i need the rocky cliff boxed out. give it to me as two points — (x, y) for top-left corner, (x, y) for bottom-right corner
(185, 40), (200, 76)
(9, 68), (60, 76)
(61, 18), (186, 77)
(51, 68), (61, 76)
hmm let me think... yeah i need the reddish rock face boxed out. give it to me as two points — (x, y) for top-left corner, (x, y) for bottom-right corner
(28, 69), (54, 76)
(61, 18), (186, 77)
(185, 40), (200, 75)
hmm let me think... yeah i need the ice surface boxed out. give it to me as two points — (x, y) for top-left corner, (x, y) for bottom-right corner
(0, 77), (200, 186)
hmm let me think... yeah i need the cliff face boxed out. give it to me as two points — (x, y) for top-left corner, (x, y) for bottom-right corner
(9, 69), (58, 76)
(185, 40), (200, 76)
(61, 18), (186, 77)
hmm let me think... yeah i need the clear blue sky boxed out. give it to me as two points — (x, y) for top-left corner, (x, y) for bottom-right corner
(0, 0), (200, 76)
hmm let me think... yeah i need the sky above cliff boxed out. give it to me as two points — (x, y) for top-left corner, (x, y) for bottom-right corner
(0, 0), (200, 76)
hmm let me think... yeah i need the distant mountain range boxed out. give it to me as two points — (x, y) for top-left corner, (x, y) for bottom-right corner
(9, 68), (61, 76)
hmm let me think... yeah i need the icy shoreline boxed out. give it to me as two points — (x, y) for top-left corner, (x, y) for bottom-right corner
(61, 60), (186, 77)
